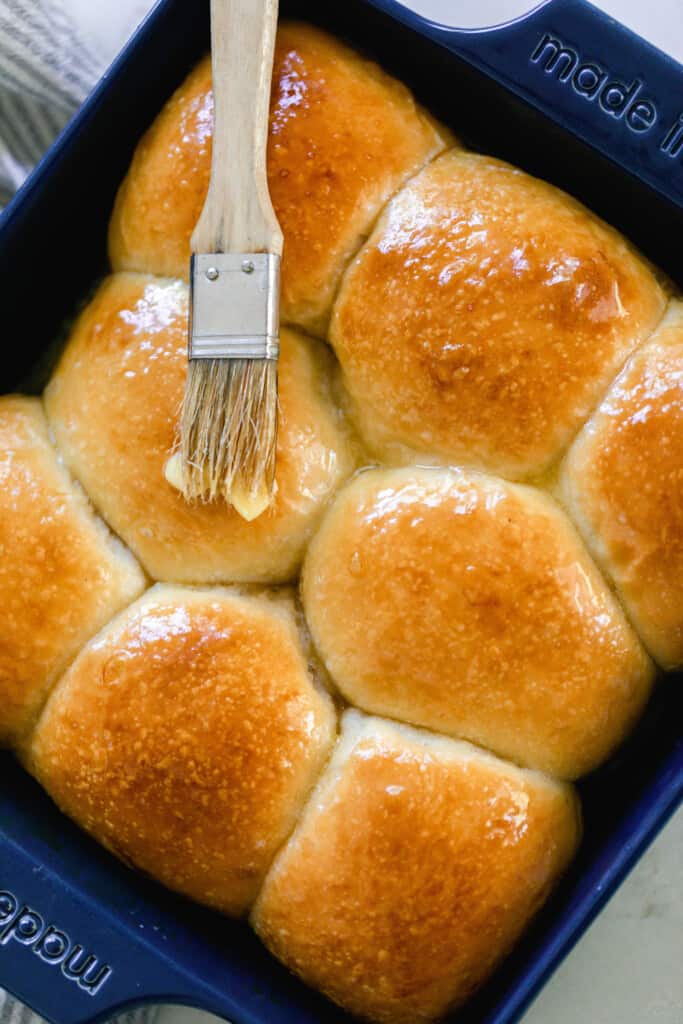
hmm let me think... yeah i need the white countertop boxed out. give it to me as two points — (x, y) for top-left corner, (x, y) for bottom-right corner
(70, 3), (683, 1022)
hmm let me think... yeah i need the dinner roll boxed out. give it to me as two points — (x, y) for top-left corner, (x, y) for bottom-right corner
(0, 396), (145, 746)
(330, 150), (666, 478)
(253, 710), (580, 1024)
(302, 466), (653, 778)
(27, 585), (336, 916)
(109, 23), (450, 336)
(45, 274), (354, 584)
(561, 299), (683, 669)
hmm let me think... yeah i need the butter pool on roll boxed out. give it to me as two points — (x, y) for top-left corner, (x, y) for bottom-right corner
(108, 22), (451, 337)
(26, 585), (336, 916)
(0, 396), (145, 746)
(302, 465), (653, 779)
(330, 150), (666, 479)
(561, 298), (683, 669)
(44, 274), (355, 584)
(253, 710), (581, 1024)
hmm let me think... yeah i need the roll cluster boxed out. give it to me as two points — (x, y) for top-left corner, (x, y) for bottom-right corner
(2, 21), (680, 1024)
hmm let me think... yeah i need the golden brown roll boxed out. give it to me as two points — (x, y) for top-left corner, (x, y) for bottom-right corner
(302, 466), (653, 778)
(108, 22), (450, 336)
(26, 584), (336, 916)
(330, 150), (667, 479)
(45, 273), (355, 584)
(253, 710), (581, 1024)
(561, 299), (683, 668)
(0, 396), (145, 746)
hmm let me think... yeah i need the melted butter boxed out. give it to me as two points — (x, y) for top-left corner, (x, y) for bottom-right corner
(361, 468), (505, 530)
(271, 49), (309, 136)
(163, 452), (274, 522)
(191, 90), (214, 148)
(119, 282), (186, 336)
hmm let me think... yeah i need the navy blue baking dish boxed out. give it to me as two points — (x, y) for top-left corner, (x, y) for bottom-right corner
(0, 1), (682, 1021)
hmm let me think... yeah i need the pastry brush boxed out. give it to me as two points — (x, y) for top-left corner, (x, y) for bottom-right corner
(166, 0), (283, 521)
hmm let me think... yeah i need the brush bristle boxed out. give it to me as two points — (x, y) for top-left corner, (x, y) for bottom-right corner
(174, 358), (278, 519)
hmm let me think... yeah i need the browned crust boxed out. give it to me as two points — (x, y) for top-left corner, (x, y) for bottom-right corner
(27, 585), (337, 916)
(253, 711), (581, 1023)
(0, 395), (145, 745)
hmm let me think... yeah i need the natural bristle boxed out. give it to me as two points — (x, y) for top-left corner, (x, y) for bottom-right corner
(174, 358), (278, 516)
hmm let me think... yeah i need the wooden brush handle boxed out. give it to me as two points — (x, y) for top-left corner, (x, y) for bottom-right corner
(192, 0), (283, 256)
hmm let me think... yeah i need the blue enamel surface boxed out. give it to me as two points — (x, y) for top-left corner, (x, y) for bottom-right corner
(0, 1), (682, 1021)
(368, 0), (683, 208)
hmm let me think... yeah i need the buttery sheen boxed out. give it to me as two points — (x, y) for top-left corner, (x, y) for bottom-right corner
(0, 397), (145, 745)
(27, 585), (335, 915)
(302, 465), (653, 778)
(108, 22), (450, 336)
(44, 273), (355, 584)
(562, 299), (683, 668)
(253, 711), (581, 1024)
(330, 151), (666, 478)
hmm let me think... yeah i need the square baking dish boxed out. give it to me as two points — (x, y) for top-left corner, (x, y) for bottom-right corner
(0, 1), (682, 1022)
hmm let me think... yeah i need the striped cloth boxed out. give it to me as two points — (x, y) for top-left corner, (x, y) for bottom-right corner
(0, 0), (109, 206)
(0, 0), (158, 208)
(0, 1000), (157, 1024)
(0, 2), (160, 1015)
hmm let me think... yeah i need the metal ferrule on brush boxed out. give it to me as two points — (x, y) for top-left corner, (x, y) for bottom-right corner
(188, 252), (280, 361)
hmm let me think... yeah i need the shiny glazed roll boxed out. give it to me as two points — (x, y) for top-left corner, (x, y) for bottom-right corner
(44, 274), (355, 584)
(26, 585), (336, 916)
(302, 466), (653, 778)
(0, 396), (145, 746)
(253, 711), (581, 1024)
(109, 22), (450, 336)
(330, 150), (667, 478)
(561, 299), (683, 669)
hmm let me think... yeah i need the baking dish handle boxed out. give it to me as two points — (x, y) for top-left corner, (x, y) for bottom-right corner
(0, 785), (333, 1024)
(371, 0), (683, 211)
(0, 825), (216, 1024)
(0, 810), (300, 1024)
